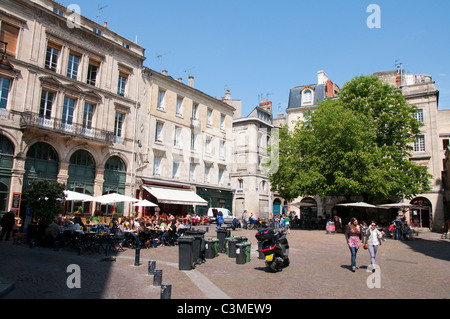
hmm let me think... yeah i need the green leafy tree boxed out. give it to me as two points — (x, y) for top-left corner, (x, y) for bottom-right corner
(267, 75), (431, 203)
(24, 180), (65, 226)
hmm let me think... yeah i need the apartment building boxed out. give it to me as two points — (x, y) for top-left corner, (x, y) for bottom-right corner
(133, 70), (235, 217)
(283, 70), (340, 219)
(0, 0), (145, 216)
(373, 69), (450, 231)
(280, 69), (449, 230)
(230, 94), (282, 219)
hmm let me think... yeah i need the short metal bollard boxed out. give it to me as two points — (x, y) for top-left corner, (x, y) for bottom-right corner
(148, 260), (156, 275)
(105, 244), (110, 257)
(153, 269), (163, 286)
(134, 248), (140, 266)
(160, 283), (172, 299)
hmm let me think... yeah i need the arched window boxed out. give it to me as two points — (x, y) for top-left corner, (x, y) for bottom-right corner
(24, 142), (59, 186)
(302, 89), (312, 104)
(70, 150), (95, 167)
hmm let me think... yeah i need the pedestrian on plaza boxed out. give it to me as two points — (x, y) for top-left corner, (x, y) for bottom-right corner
(273, 214), (280, 232)
(345, 217), (362, 272)
(216, 211), (224, 230)
(283, 214), (291, 234)
(242, 210), (247, 229)
(393, 216), (403, 240)
(364, 221), (384, 272)
(0, 210), (16, 241)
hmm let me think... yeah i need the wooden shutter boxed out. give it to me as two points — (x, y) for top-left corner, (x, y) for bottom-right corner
(0, 22), (19, 57)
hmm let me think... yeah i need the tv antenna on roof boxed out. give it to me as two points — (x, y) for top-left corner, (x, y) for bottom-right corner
(156, 52), (169, 71)
(184, 67), (195, 76)
(96, 5), (108, 22)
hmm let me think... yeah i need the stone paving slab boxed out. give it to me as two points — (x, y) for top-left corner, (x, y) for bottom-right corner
(0, 227), (448, 300)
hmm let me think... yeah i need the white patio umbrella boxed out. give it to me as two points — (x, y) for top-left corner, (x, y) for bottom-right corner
(291, 202), (316, 207)
(335, 202), (377, 208)
(90, 193), (140, 204)
(64, 190), (94, 202)
(377, 203), (417, 209)
(132, 199), (158, 207)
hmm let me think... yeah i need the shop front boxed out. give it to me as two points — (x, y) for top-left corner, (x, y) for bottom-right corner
(195, 187), (233, 217)
(140, 178), (208, 217)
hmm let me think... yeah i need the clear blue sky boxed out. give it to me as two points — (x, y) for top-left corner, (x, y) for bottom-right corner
(58, 0), (450, 116)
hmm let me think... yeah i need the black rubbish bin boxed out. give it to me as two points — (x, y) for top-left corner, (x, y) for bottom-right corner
(216, 229), (230, 253)
(205, 238), (216, 259)
(236, 243), (246, 264)
(178, 236), (195, 270)
(227, 238), (239, 258)
(186, 230), (206, 265)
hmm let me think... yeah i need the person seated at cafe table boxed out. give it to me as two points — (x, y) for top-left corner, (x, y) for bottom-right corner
(156, 222), (171, 246)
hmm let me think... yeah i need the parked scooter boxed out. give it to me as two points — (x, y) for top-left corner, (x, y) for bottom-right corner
(255, 228), (290, 272)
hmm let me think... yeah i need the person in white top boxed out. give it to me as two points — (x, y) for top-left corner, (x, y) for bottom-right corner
(365, 221), (385, 272)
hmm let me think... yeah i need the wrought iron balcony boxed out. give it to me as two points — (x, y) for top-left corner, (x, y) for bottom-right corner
(20, 111), (114, 144)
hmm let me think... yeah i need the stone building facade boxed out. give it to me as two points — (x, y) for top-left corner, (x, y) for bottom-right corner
(373, 69), (450, 231)
(0, 0), (145, 216)
(133, 69), (235, 217)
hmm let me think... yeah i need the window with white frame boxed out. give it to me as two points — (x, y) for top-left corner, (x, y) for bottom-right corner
(157, 90), (165, 110)
(87, 59), (100, 86)
(191, 132), (196, 150)
(39, 90), (54, 120)
(61, 96), (75, 131)
(114, 112), (125, 142)
(220, 114), (225, 130)
(67, 52), (81, 79)
(117, 72), (128, 96)
(414, 109), (424, 123)
(176, 97), (183, 116)
(172, 161), (180, 179)
(192, 103), (198, 119)
(174, 127), (182, 147)
(189, 163), (196, 181)
(205, 136), (211, 154)
(82, 102), (95, 136)
(0, 77), (12, 109)
(155, 122), (164, 143)
(414, 135), (425, 152)
(219, 140), (225, 158)
(153, 156), (161, 176)
(45, 42), (61, 72)
(204, 166), (210, 183)
(302, 89), (313, 105)
(207, 109), (212, 126)
(218, 168), (224, 185)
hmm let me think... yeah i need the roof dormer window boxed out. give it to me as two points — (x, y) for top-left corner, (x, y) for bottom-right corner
(301, 88), (314, 106)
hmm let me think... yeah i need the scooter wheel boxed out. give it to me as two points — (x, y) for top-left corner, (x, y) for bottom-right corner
(283, 258), (290, 268)
(268, 262), (279, 273)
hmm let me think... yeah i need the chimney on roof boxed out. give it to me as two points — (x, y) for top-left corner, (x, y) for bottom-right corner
(188, 75), (194, 87)
(317, 70), (329, 85)
(177, 77), (183, 83)
(396, 72), (402, 88)
(104, 22), (108, 28)
(259, 98), (272, 114)
(224, 89), (231, 101)
(162, 70), (168, 76)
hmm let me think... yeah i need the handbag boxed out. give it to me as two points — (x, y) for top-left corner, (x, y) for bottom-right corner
(364, 243), (369, 250)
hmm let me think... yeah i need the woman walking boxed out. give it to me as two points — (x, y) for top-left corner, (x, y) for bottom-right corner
(365, 221), (384, 272)
(345, 218), (362, 272)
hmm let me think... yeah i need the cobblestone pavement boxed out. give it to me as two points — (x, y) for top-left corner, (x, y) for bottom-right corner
(0, 227), (449, 300)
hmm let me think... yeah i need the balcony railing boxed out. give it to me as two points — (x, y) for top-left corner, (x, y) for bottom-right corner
(20, 111), (114, 144)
